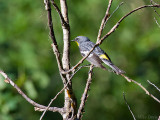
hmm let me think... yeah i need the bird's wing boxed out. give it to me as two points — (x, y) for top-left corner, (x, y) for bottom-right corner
(80, 51), (106, 70)
(94, 46), (125, 74)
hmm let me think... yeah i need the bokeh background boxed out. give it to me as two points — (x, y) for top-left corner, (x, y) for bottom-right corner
(0, 0), (160, 120)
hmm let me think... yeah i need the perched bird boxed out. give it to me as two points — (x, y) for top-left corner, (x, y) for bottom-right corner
(72, 36), (125, 75)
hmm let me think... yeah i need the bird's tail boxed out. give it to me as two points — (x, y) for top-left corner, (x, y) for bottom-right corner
(109, 64), (125, 75)
(102, 60), (125, 75)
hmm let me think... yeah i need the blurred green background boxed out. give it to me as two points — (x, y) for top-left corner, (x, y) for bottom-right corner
(0, 0), (160, 120)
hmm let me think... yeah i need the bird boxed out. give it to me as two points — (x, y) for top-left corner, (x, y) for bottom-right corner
(72, 36), (125, 75)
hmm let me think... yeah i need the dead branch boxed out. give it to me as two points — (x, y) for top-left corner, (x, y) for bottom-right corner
(153, 17), (160, 28)
(44, 0), (64, 73)
(147, 80), (160, 92)
(100, 4), (160, 43)
(105, 2), (124, 27)
(39, 84), (66, 120)
(50, 0), (68, 27)
(60, 0), (70, 72)
(39, 64), (89, 119)
(43, 0), (77, 119)
(59, 0), (77, 119)
(150, 0), (160, 17)
(150, 0), (160, 28)
(77, 65), (94, 119)
(0, 71), (63, 114)
(97, 0), (113, 42)
(121, 74), (160, 103)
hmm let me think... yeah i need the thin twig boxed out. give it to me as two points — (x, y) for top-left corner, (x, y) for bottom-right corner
(147, 80), (160, 92)
(150, 0), (158, 5)
(50, 0), (68, 27)
(77, 65), (94, 119)
(70, 64), (90, 80)
(100, 4), (160, 43)
(97, 0), (113, 42)
(39, 85), (66, 120)
(150, 0), (160, 18)
(106, 2), (124, 26)
(154, 17), (160, 28)
(150, 0), (160, 28)
(123, 92), (136, 120)
(152, 6), (160, 18)
(0, 71), (63, 113)
(121, 74), (160, 103)
(44, 0), (58, 47)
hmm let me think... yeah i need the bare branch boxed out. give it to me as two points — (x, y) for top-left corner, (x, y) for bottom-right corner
(150, 0), (160, 18)
(60, 0), (70, 72)
(97, 0), (113, 42)
(45, 0), (77, 119)
(152, 6), (160, 18)
(154, 17), (160, 28)
(123, 92), (136, 120)
(40, 85), (66, 120)
(44, 0), (58, 47)
(59, 0), (76, 119)
(44, 0), (65, 74)
(147, 80), (160, 92)
(34, 107), (63, 113)
(50, 0), (68, 27)
(150, 0), (160, 28)
(77, 65), (94, 119)
(0, 71), (63, 113)
(39, 65), (89, 119)
(51, 44), (64, 73)
(100, 4), (160, 43)
(107, 2), (124, 25)
(121, 74), (160, 103)
(150, 0), (159, 5)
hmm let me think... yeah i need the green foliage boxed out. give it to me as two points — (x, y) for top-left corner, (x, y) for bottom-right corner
(0, 0), (160, 120)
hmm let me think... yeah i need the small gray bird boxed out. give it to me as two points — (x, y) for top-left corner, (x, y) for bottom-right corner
(72, 36), (125, 75)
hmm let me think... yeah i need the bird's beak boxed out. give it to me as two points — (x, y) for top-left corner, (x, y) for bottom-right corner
(71, 39), (79, 46)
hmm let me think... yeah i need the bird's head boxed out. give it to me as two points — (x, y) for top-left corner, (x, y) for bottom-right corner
(72, 36), (90, 46)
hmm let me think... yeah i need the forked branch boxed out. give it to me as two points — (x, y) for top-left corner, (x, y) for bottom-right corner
(100, 4), (160, 43)
(121, 74), (160, 103)
(50, 0), (68, 27)
(44, 0), (64, 74)
(97, 0), (113, 41)
(0, 71), (63, 114)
